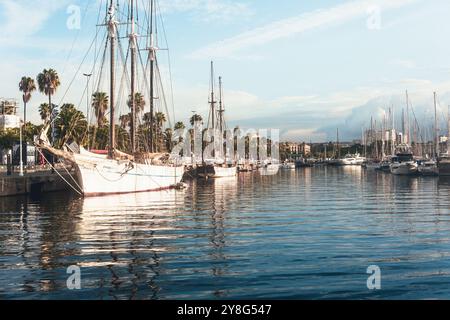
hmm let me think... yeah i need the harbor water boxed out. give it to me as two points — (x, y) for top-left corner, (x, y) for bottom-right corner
(2, 166), (450, 299)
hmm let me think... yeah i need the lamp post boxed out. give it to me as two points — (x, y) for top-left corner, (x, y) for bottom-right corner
(19, 119), (24, 176)
(83, 73), (92, 149)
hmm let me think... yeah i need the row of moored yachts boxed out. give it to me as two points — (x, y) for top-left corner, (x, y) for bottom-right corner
(332, 144), (449, 176)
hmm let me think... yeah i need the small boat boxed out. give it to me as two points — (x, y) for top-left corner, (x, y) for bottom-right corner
(363, 160), (380, 170)
(281, 161), (296, 170)
(259, 162), (280, 176)
(337, 153), (366, 166)
(418, 160), (438, 176)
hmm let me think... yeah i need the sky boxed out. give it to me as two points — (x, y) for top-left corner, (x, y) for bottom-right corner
(1, 0), (450, 142)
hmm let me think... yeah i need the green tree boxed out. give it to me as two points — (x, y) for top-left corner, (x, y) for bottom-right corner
(39, 103), (52, 123)
(37, 69), (60, 115)
(18, 76), (36, 125)
(91, 92), (109, 149)
(54, 104), (87, 148)
(155, 112), (166, 152)
(190, 114), (203, 126)
(91, 92), (109, 127)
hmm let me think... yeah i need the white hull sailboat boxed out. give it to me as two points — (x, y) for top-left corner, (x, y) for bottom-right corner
(37, 1), (184, 197)
(198, 63), (237, 179)
(73, 149), (183, 196)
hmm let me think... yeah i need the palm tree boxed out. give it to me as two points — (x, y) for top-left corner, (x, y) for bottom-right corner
(37, 69), (60, 145)
(37, 69), (60, 117)
(119, 113), (131, 129)
(164, 128), (173, 152)
(91, 92), (109, 127)
(18, 76), (36, 125)
(39, 103), (51, 124)
(91, 92), (109, 149)
(54, 104), (87, 148)
(174, 121), (186, 131)
(190, 114), (203, 127)
(127, 92), (146, 114)
(155, 112), (166, 151)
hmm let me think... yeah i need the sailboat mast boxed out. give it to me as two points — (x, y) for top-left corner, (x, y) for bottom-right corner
(434, 92), (439, 158)
(210, 61), (216, 131)
(108, 0), (116, 159)
(130, 0), (137, 154)
(447, 105), (450, 153)
(149, 0), (155, 153)
(218, 76), (224, 133)
(337, 128), (340, 159)
(406, 90), (410, 145)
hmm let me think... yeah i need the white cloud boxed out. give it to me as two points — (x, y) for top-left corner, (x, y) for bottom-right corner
(189, 0), (420, 59)
(0, 0), (70, 42)
(158, 0), (253, 23)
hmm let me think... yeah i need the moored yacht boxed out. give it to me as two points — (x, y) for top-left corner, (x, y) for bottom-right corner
(390, 145), (418, 176)
(337, 153), (366, 166)
(418, 160), (438, 176)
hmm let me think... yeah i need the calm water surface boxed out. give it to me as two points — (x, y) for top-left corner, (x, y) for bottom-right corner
(2, 166), (450, 299)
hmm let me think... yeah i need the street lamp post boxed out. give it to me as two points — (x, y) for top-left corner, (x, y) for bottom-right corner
(83, 73), (92, 149)
(19, 120), (24, 176)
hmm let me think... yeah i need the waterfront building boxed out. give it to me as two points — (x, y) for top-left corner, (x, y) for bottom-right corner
(0, 99), (20, 130)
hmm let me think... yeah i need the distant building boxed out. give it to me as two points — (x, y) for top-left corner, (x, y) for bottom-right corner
(281, 142), (311, 158)
(0, 99), (20, 130)
(299, 143), (311, 156)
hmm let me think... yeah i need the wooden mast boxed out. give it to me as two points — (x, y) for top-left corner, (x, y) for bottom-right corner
(108, 0), (116, 159)
(209, 61), (216, 158)
(434, 92), (439, 158)
(130, 0), (137, 154)
(149, 0), (155, 153)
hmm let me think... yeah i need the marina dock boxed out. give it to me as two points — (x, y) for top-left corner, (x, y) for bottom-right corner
(0, 165), (75, 197)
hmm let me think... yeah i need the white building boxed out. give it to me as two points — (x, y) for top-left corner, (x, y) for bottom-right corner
(0, 99), (21, 130)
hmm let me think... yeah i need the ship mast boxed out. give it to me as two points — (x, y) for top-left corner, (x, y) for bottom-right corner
(129, 0), (137, 154)
(209, 61), (217, 158)
(148, 0), (156, 153)
(108, 0), (117, 159)
(209, 61), (216, 131)
(218, 76), (224, 133)
(434, 92), (439, 158)
(218, 76), (225, 159)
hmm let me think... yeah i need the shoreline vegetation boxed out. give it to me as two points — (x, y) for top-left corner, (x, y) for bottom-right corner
(1, 69), (188, 154)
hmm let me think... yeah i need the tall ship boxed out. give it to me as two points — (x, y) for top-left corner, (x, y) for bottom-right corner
(36, 0), (184, 196)
(198, 62), (237, 178)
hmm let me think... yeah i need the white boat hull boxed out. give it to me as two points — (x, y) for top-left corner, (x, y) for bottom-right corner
(390, 162), (418, 176)
(212, 166), (237, 178)
(198, 164), (237, 178)
(281, 163), (296, 170)
(259, 164), (280, 176)
(73, 155), (184, 196)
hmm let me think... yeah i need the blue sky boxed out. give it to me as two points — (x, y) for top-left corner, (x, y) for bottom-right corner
(1, 0), (450, 142)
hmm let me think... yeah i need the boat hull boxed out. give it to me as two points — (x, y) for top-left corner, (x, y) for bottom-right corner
(390, 162), (418, 175)
(74, 155), (184, 196)
(418, 167), (439, 176)
(259, 164), (280, 176)
(197, 164), (237, 178)
(438, 160), (450, 176)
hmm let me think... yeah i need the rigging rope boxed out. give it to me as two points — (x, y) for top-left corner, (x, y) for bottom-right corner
(35, 148), (83, 196)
